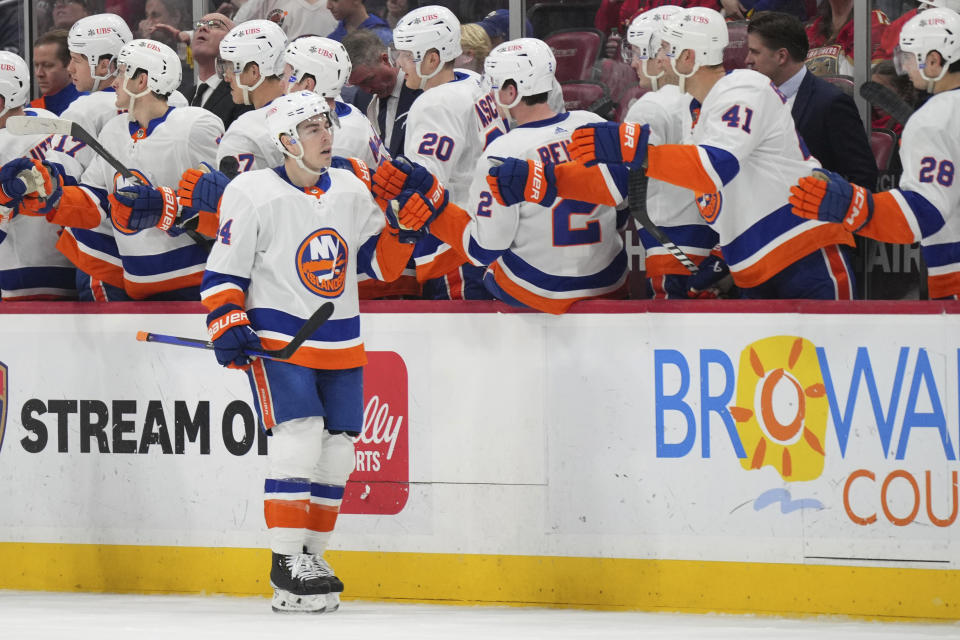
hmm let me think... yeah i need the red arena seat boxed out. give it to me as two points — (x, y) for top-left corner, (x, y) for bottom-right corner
(560, 80), (615, 119)
(545, 28), (604, 82)
(724, 21), (749, 71)
(870, 128), (898, 171)
(819, 74), (855, 97)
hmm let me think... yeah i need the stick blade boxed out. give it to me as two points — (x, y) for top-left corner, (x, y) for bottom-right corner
(6, 115), (74, 136)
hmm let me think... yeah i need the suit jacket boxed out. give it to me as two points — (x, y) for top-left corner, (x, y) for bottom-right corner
(378, 82), (422, 159)
(791, 70), (878, 190)
(199, 81), (253, 132)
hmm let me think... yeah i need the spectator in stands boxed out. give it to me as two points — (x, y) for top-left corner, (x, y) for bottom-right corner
(30, 29), (82, 115)
(877, 0), (960, 60)
(138, 0), (188, 48)
(379, 0), (410, 29)
(0, 2), (21, 56)
(455, 23), (492, 74)
(52, 0), (91, 30)
(805, 0), (890, 77)
(233, 0), (337, 41)
(189, 13), (253, 130)
(747, 12), (877, 190)
(870, 58), (920, 134)
(328, 0), (392, 44)
(343, 28), (420, 158)
(477, 9), (533, 48)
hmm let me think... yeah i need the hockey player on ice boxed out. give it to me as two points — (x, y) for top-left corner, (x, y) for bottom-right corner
(790, 7), (960, 300)
(200, 90), (413, 612)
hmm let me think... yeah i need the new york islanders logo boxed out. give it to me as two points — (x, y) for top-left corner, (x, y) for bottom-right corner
(696, 191), (723, 224)
(296, 228), (347, 298)
(0, 362), (7, 455)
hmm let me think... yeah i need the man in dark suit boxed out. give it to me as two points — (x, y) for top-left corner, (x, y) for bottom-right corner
(745, 11), (877, 190)
(343, 29), (421, 158)
(188, 12), (252, 131)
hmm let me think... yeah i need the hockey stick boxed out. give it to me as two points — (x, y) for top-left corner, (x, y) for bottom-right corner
(628, 167), (699, 274)
(136, 301), (335, 361)
(859, 81), (915, 126)
(6, 115), (138, 181)
(7, 115), (212, 246)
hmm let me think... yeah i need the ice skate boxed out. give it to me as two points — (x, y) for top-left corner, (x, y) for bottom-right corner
(270, 552), (330, 613)
(309, 554), (344, 612)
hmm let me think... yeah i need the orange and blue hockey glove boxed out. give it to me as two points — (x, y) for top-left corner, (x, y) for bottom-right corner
(568, 122), (650, 170)
(486, 156), (557, 207)
(789, 168), (873, 232)
(385, 189), (443, 243)
(177, 162), (229, 214)
(0, 158), (56, 211)
(206, 303), (262, 370)
(110, 171), (180, 232)
(372, 156), (449, 213)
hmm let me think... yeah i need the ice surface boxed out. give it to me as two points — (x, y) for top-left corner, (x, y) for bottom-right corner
(1, 591), (959, 640)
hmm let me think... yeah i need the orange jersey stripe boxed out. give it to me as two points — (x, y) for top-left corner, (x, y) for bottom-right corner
(250, 358), (277, 429)
(489, 263), (627, 314)
(264, 499), (310, 529)
(55, 231), (125, 289)
(552, 162), (620, 206)
(927, 272), (960, 300)
(258, 339), (367, 370)
(857, 191), (918, 244)
(731, 225), (854, 288)
(202, 288), (246, 312)
(359, 275), (421, 299)
(646, 145), (718, 194)
(306, 503), (340, 533)
(375, 231), (416, 282)
(124, 271), (204, 300)
(46, 186), (103, 229)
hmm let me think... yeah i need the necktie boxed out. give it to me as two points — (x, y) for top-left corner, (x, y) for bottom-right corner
(192, 82), (208, 107)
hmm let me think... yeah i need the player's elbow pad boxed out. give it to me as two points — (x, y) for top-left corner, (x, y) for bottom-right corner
(46, 186), (103, 229)
(646, 145), (722, 194)
(552, 162), (622, 206)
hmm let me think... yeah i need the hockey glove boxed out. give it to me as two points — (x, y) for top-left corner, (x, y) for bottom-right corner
(385, 189), (442, 243)
(16, 161), (65, 217)
(568, 122), (650, 170)
(206, 303), (262, 370)
(0, 158), (53, 207)
(110, 172), (180, 232)
(177, 162), (230, 214)
(686, 254), (730, 299)
(372, 157), (449, 212)
(486, 157), (558, 207)
(789, 168), (874, 233)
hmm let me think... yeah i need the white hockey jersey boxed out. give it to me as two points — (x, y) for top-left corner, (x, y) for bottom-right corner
(201, 166), (411, 369)
(647, 69), (853, 288)
(434, 110), (628, 314)
(332, 101), (388, 167)
(0, 108), (82, 299)
(59, 89), (125, 171)
(216, 103), (282, 174)
(890, 89), (960, 299)
(81, 105), (224, 299)
(624, 84), (718, 279)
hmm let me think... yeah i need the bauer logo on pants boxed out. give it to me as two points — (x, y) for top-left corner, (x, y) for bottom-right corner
(0, 361), (7, 455)
(342, 351), (409, 515)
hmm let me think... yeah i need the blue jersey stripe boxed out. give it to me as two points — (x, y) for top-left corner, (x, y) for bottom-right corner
(722, 204), (806, 266)
(638, 224), (719, 251)
(921, 241), (960, 268)
(501, 248), (627, 293)
(248, 307), (360, 342)
(0, 266), (76, 291)
(902, 189), (945, 239)
(122, 243), (209, 277)
(701, 145), (740, 186)
(467, 236), (504, 266)
(264, 478), (310, 495)
(70, 228), (119, 257)
(201, 269), (251, 294)
(310, 483), (345, 500)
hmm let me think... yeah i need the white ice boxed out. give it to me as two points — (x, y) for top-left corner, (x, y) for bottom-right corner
(2, 591), (959, 640)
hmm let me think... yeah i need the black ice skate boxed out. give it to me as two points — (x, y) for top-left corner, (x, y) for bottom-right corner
(270, 552), (330, 613)
(309, 554), (344, 612)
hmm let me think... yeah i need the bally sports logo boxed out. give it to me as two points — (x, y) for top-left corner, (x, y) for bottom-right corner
(343, 351), (409, 515)
(296, 228), (347, 298)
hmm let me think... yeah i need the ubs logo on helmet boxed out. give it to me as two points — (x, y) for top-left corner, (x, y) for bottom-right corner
(296, 228), (347, 298)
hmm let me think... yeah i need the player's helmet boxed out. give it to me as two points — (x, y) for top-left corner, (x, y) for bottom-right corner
(484, 38), (556, 108)
(623, 5), (684, 87)
(0, 52), (30, 118)
(219, 20), (287, 101)
(283, 36), (352, 99)
(920, 0), (960, 12)
(898, 7), (960, 88)
(661, 7), (728, 78)
(116, 39), (182, 96)
(391, 5), (462, 85)
(68, 13), (133, 91)
(266, 90), (339, 173)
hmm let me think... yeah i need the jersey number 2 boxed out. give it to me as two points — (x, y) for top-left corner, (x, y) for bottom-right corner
(553, 200), (600, 246)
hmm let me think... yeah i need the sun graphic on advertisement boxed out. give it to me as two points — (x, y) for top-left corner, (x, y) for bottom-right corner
(729, 336), (828, 482)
